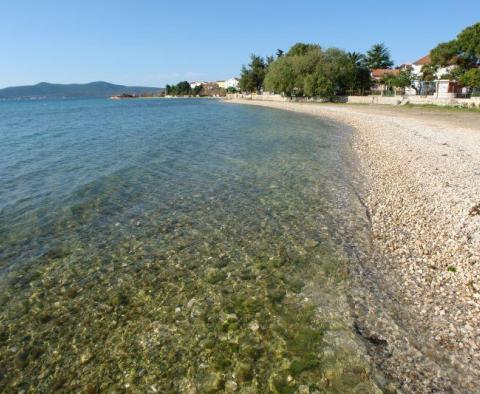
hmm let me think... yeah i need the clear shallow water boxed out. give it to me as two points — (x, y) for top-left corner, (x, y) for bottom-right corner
(0, 98), (375, 392)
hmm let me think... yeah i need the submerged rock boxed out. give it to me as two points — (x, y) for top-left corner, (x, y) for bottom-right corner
(205, 268), (226, 284)
(304, 239), (319, 248)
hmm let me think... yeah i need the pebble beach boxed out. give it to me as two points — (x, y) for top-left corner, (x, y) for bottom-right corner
(226, 98), (480, 393)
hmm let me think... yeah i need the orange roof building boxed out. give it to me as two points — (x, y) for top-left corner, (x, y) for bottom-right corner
(413, 55), (432, 66)
(371, 68), (400, 80)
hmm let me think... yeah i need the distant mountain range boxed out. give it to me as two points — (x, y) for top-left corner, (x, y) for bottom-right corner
(0, 81), (164, 99)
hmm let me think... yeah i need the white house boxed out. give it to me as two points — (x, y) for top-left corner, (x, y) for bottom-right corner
(402, 55), (460, 97)
(224, 77), (240, 89)
(189, 81), (205, 89)
(191, 78), (239, 90)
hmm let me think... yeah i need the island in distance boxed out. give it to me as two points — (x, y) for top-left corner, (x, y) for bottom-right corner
(0, 81), (164, 99)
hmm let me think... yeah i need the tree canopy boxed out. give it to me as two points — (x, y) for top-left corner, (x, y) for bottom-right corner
(239, 55), (267, 93)
(430, 23), (480, 68)
(429, 22), (480, 86)
(263, 43), (371, 98)
(287, 43), (321, 57)
(364, 43), (394, 69)
(460, 68), (480, 88)
(166, 81), (192, 96)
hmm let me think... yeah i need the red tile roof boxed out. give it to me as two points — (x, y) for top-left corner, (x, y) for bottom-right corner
(413, 55), (431, 66)
(371, 68), (400, 78)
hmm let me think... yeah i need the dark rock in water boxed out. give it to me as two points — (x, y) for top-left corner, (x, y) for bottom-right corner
(52, 376), (67, 390)
(44, 246), (69, 260)
(84, 383), (98, 394)
(287, 278), (305, 293)
(235, 361), (253, 383)
(37, 313), (52, 324)
(267, 288), (286, 303)
(65, 286), (79, 299)
(15, 351), (29, 369)
(111, 292), (129, 307)
(0, 330), (9, 343)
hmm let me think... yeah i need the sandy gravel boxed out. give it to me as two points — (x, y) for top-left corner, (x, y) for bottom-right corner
(226, 99), (480, 393)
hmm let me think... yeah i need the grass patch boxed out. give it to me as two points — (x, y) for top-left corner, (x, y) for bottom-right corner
(401, 103), (480, 112)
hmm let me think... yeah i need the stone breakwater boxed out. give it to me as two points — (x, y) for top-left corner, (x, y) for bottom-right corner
(225, 98), (480, 393)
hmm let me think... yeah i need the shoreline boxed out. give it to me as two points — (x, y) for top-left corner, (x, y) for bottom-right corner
(225, 98), (480, 392)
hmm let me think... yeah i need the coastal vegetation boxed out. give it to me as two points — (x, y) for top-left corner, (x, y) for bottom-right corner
(165, 81), (226, 97)
(238, 22), (480, 97)
(239, 42), (389, 98)
(165, 81), (194, 96)
(363, 43), (394, 69)
(430, 22), (480, 88)
(239, 55), (267, 94)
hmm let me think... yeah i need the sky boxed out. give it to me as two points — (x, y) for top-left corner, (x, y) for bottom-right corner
(0, 0), (479, 88)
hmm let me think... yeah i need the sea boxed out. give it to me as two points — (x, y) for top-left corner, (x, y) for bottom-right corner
(0, 98), (376, 392)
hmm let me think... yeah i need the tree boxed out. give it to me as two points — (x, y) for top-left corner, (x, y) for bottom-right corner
(420, 64), (437, 81)
(390, 69), (417, 93)
(239, 54), (267, 93)
(176, 81), (192, 95)
(193, 85), (203, 96)
(346, 52), (371, 94)
(364, 43), (394, 69)
(287, 43), (321, 56)
(380, 73), (397, 92)
(430, 40), (458, 66)
(347, 51), (365, 67)
(430, 23), (480, 75)
(456, 22), (480, 62)
(460, 68), (480, 88)
(264, 43), (366, 98)
(264, 56), (296, 96)
(165, 81), (192, 96)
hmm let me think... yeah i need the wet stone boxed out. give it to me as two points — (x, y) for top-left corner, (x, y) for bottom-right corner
(304, 239), (319, 248)
(201, 371), (224, 393)
(205, 267), (226, 284)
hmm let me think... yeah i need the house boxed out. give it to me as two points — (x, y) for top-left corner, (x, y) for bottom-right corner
(409, 54), (453, 80)
(224, 77), (240, 89)
(371, 68), (400, 94)
(406, 55), (461, 97)
(189, 81), (205, 89)
(411, 55), (431, 76)
(213, 78), (240, 90)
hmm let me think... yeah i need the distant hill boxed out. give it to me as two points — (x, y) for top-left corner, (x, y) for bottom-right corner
(0, 81), (164, 99)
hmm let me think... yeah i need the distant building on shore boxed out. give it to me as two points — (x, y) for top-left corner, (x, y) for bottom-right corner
(189, 81), (205, 89)
(224, 77), (240, 89)
(404, 55), (460, 97)
(190, 77), (239, 91)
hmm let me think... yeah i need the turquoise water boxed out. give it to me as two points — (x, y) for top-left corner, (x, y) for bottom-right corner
(0, 98), (375, 392)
